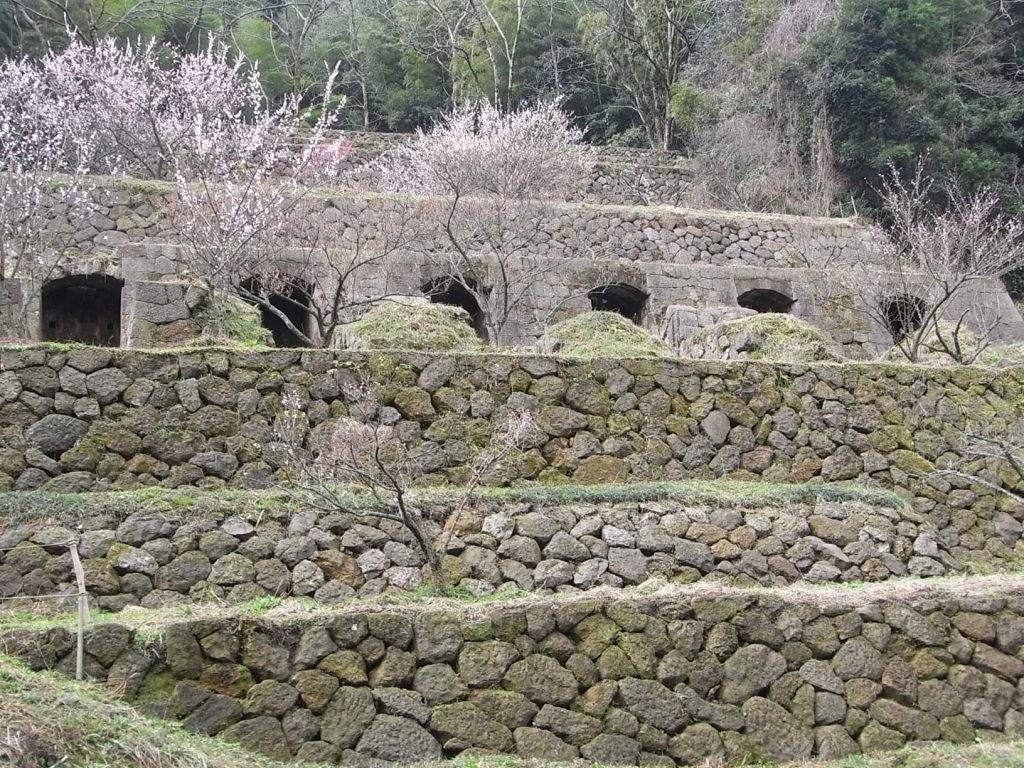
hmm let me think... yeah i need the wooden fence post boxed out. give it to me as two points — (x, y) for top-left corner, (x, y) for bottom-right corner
(67, 538), (89, 681)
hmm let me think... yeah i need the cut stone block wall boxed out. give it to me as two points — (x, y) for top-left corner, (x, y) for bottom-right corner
(4, 580), (1024, 764)
(40, 179), (880, 269)
(12, 177), (1022, 351)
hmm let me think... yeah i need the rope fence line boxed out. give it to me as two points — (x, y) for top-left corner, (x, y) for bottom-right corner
(0, 539), (90, 680)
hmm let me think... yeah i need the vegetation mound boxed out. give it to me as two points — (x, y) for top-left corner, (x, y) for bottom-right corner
(541, 311), (673, 358)
(682, 314), (842, 363)
(344, 298), (485, 352)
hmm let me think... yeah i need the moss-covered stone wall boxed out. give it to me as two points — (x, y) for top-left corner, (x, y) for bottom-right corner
(1, 346), (1021, 550)
(0, 490), (956, 612)
(5, 579), (1024, 764)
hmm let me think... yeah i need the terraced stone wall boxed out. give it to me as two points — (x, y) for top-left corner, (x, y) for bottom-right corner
(34, 178), (876, 269)
(0, 494), (957, 612)
(335, 131), (697, 207)
(1, 347), (1021, 562)
(4, 581), (1024, 765)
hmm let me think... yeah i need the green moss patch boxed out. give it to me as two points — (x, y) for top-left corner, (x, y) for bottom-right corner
(541, 311), (674, 358)
(193, 292), (272, 347)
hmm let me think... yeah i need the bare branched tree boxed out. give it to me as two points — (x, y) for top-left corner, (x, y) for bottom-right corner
(761, 0), (837, 59)
(940, 421), (1024, 503)
(578, 0), (720, 149)
(379, 100), (594, 345)
(231, 198), (418, 347)
(822, 161), (1024, 363)
(276, 382), (536, 588)
(165, 52), (349, 341)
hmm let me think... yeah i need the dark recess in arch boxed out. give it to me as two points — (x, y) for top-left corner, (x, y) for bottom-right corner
(884, 295), (926, 342)
(41, 274), (123, 346)
(588, 283), (648, 323)
(737, 288), (795, 314)
(241, 279), (312, 348)
(423, 277), (488, 340)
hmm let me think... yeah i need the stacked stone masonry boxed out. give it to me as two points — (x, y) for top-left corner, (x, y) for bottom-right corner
(0, 494), (966, 613)
(16, 176), (1020, 353)
(4, 580), (1024, 764)
(42, 179), (875, 269)
(325, 131), (697, 206)
(1, 347), (1021, 566)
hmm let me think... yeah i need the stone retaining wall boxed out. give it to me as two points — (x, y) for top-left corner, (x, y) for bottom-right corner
(37, 178), (878, 269)
(321, 131), (697, 207)
(4, 580), (1024, 764)
(0, 347), (1021, 562)
(0, 493), (957, 613)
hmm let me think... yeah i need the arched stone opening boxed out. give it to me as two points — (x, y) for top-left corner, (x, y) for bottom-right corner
(884, 295), (926, 342)
(737, 289), (795, 314)
(41, 275), (123, 346)
(423, 278), (488, 340)
(588, 283), (648, 324)
(241, 279), (312, 348)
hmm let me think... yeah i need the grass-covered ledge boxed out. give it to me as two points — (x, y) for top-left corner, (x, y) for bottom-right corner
(0, 480), (906, 526)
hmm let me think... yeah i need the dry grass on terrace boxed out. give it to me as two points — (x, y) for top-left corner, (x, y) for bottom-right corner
(3, 574), (1023, 641)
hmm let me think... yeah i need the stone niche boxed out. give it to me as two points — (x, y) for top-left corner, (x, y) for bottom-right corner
(41, 274), (124, 346)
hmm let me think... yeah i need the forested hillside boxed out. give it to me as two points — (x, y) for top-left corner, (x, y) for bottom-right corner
(3, 0), (1024, 268)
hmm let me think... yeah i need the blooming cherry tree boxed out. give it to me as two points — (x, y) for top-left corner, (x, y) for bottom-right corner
(0, 55), (95, 339)
(380, 100), (594, 345)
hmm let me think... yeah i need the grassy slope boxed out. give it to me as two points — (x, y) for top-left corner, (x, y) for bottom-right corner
(0, 654), (314, 768)
(790, 740), (1024, 768)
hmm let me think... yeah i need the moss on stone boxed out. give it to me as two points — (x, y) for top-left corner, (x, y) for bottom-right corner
(193, 293), (272, 348)
(133, 669), (179, 715)
(541, 312), (674, 358)
(346, 299), (485, 352)
(888, 449), (935, 476)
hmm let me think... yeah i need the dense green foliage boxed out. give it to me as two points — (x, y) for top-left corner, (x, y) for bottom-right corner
(789, 0), (1023, 206)
(6, 0), (1022, 178)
